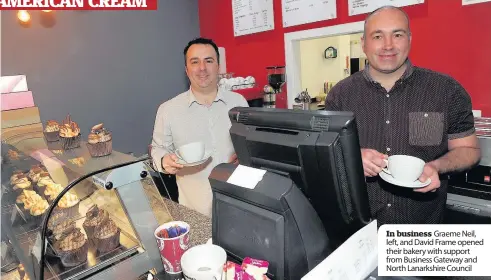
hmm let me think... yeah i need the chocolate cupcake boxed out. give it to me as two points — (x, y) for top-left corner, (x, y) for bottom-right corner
(47, 211), (69, 231)
(44, 120), (60, 142)
(86, 123), (112, 157)
(50, 220), (77, 243)
(57, 228), (88, 267)
(82, 205), (108, 240)
(93, 218), (120, 253)
(59, 115), (81, 150)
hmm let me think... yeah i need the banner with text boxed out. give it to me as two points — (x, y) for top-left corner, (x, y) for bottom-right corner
(379, 224), (491, 277)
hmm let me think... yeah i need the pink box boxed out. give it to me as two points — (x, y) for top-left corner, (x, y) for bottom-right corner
(1, 91), (35, 111)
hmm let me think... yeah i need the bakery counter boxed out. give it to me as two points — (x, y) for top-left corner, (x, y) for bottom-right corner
(142, 179), (212, 247)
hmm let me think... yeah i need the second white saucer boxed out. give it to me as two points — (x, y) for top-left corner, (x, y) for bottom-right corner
(379, 171), (431, 188)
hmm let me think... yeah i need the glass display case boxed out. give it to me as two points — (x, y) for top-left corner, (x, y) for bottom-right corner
(1, 129), (172, 280)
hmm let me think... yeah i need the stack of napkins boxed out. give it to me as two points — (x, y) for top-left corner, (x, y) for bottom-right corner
(227, 165), (267, 190)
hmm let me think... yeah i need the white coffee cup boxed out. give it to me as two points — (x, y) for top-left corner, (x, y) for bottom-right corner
(181, 244), (226, 280)
(176, 142), (205, 163)
(382, 155), (425, 182)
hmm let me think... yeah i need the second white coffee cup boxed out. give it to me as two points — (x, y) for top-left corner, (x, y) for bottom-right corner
(181, 244), (227, 280)
(382, 155), (425, 182)
(176, 142), (205, 163)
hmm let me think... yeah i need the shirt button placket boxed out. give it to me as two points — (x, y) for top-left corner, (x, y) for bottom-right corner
(384, 92), (391, 155)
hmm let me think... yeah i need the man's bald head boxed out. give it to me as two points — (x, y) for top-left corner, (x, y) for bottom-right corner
(363, 5), (411, 39)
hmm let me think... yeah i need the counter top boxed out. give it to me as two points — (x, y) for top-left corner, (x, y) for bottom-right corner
(162, 198), (212, 247)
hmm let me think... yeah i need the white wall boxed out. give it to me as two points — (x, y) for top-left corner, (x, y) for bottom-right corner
(299, 32), (363, 97)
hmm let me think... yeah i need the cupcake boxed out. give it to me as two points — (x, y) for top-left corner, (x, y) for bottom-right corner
(59, 115), (81, 150)
(21, 193), (44, 218)
(82, 205), (108, 240)
(44, 183), (64, 203)
(93, 218), (120, 253)
(10, 170), (25, 184)
(50, 219), (77, 242)
(55, 192), (80, 218)
(12, 176), (32, 196)
(16, 189), (37, 208)
(29, 199), (50, 224)
(47, 211), (69, 231)
(57, 228), (89, 267)
(86, 123), (112, 157)
(36, 175), (55, 198)
(44, 120), (60, 142)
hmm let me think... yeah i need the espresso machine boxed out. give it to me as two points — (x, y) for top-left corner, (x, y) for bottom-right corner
(263, 66), (286, 108)
(447, 117), (491, 223)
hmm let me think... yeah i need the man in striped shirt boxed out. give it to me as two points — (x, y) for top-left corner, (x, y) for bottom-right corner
(325, 6), (480, 225)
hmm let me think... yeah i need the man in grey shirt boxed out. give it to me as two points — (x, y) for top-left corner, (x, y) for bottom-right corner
(151, 38), (249, 217)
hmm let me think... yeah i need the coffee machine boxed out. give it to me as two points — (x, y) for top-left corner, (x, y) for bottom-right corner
(263, 66), (286, 108)
(447, 117), (491, 222)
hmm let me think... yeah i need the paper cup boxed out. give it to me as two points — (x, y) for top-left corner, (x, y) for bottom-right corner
(154, 221), (190, 274)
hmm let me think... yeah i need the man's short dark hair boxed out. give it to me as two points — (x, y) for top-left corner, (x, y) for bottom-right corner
(183, 37), (220, 65)
(362, 5), (411, 38)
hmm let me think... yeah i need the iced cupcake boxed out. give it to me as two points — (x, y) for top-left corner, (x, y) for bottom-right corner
(82, 205), (108, 240)
(55, 192), (80, 218)
(44, 120), (60, 142)
(93, 218), (120, 253)
(12, 176), (32, 196)
(57, 228), (89, 267)
(21, 193), (43, 218)
(36, 175), (55, 198)
(44, 183), (64, 203)
(59, 115), (81, 150)
(49, 219), (77, 242)
(10, 170), (25, 184)
(30, 199), (50, 223)
(86, 123), (112, 157)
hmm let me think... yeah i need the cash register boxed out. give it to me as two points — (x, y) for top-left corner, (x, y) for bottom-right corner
(209, 108), (373, 280)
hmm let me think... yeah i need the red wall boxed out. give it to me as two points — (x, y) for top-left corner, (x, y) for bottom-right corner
(198, 0), (491, 116)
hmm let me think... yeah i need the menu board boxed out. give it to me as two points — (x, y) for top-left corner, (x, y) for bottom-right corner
(348, 0), (425, 16)
(282, 0), (337, 28)
(462, 0), (491, 5)
(233, 0), (275, 37)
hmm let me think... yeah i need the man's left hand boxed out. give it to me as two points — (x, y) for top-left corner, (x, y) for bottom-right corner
(229, 153), (238, 165)
(414, 163), (441, 193)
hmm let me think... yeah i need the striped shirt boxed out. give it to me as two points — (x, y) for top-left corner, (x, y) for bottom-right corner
(325, 61), (475, 225)
(151, 88), (249, 217)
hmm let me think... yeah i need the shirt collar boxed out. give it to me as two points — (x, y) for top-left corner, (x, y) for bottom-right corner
(187, 87), (227, 107)
(362, 59), (414, 83)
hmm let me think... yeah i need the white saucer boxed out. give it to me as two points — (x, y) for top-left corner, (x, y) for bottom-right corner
(379, 171), (431, 188)
(176, 151), (212, 167)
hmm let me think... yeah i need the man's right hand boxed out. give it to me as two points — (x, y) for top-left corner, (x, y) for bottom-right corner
(162, 154), (184, 174)
(361, 148), (388, 177)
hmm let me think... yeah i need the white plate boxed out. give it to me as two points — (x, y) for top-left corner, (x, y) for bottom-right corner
(379, 171), (431, 188)
(176, 151), (212, 167)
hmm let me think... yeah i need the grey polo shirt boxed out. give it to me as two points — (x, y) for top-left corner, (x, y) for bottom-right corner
(151, 88), (249, 216)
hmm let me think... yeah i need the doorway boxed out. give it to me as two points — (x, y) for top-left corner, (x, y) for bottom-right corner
(284, 21), (365, 108)
(296, 32), (365, 100)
